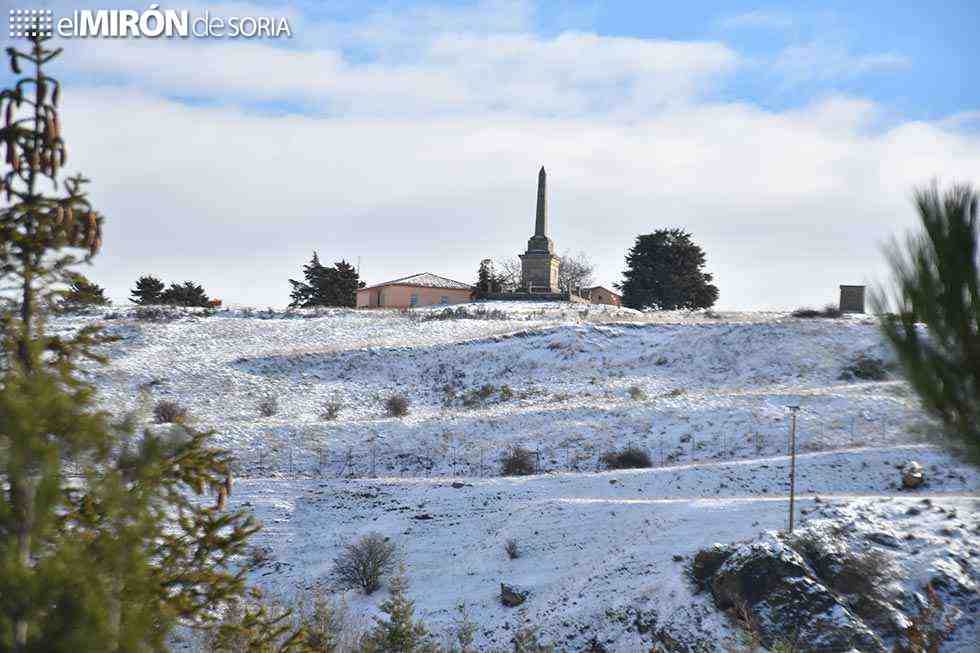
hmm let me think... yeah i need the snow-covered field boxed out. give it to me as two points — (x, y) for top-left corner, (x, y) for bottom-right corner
(56, 302), (978, 651)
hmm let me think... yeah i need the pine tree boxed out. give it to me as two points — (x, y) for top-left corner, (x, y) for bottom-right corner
(161, 280), (210, 307)
(0, 34), (280, 650)
(617, 229), (719, 310)
(62, 272), (110, 307)
(475, 259), (502, 297)
(289, 253), (362, 308)
(362, 567), (435, 653)
(130, 274), (164, 305)
(874, 181), (980, 464)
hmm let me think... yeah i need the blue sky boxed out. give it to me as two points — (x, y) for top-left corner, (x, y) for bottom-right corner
(1, 0), (978, 308)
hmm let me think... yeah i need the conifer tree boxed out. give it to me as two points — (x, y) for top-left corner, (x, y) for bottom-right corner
(363, 567), (434, 653)
(62, 272), (110, 307)
(130, 274), (164, 305)
(289, 253), (362, 308)
(874, 181), (980, 464)
(617, 229), (719, 310)
(160, 280), (210, 307)
(0, 33), (279, 650)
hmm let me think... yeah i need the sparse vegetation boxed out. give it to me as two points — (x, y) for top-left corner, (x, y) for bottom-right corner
(321, 400), (343, 421)
(791, 304), (843, 319)
(840, 354), (888, 381)
(601, 446), (653, 470)
(153, 399), (188, 424)
(386, 394), (410, 417)
(500, 446), (536, 476)
(258, 395), (279, 417)
(627, 385), (646, 400)
(332, 532), (398, 595)
(417, 305), (511, 322)
(504, 538), (520, 560)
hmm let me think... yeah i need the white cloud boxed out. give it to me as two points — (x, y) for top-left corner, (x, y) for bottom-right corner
(57, 86), (980, 310)
(61, 27), (736, 117)
(717, 10), (795, 32)
(772, 43), (909, 85)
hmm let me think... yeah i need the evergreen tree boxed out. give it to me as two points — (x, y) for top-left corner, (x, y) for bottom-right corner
(874, 182), (980, 464)
(289, 253), (362, 308)
(0, 34), (278, 650)
(475, 259), (502, 297)
(62, 272), (110, 307)
(362, 567), (434, 653)
(129, 275), (164, 305)
(161, 280), (211, 307)
(617, 229), (719, 310)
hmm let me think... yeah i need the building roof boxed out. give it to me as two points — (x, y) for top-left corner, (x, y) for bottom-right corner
(589, 285), (621, 297)
(359, 273), (473, 292)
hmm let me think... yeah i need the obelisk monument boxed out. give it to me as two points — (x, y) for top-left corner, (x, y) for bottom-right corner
(519, 167), (560, 292)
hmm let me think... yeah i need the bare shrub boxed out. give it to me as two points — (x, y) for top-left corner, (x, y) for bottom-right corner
(385, 394), (409, 417)
(500, 446), (536, 476)
(321, 401), (342, 421)
(627, 385), (646, 400)
(504, 538), (520, 560)
(840, 355), (888, 381)
(332, 532), (397, 595)
(153, 399), (187, 424)
(601, 446), (652, 470)
(792, 304), (843, 319)
(258, 395), (278, 417)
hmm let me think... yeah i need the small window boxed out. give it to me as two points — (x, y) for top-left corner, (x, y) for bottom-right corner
(410, 293), (419, 307)
(441, 296), (449, 304)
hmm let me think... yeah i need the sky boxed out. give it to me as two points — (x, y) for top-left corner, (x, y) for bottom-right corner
(1, 0), (978, 309)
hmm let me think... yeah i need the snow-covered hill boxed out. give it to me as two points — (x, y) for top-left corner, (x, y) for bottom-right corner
(56, 303), (978, 651)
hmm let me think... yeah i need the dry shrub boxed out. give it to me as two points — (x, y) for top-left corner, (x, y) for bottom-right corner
(258, 395), (278, 417)
(501, 446), (536, 476)
(321, 401), (342, 421)
(627, 385), (646, 400)
(332, 532), (397, 595)
(505, 538), (520, 560)
(601, 446), (652, 470)
(385, 394), (409, 417)
(153, 399), (187, 424)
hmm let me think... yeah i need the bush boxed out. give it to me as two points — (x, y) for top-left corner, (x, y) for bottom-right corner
(133, 306), (182, 322)
(601, 446), (652, 470)
(385, 394), (409, 417)
(153, 399), (188, 424)
(258, 395), (278, 417)
(501, 446), (536, 476)
(792, 304), (843, 319)
(627, 385), (646, 400)
(321, 401), (342, 421)
(332, 532), (397, 595)
(840, 355), (888, 381)
(504, 538), (520, 560)
(417, 306), (511, 322)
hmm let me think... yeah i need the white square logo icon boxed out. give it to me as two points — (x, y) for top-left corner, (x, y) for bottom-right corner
(8, 9), (54, 39)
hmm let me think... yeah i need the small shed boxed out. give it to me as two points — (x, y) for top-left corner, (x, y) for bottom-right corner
(356, 273), (473, 309)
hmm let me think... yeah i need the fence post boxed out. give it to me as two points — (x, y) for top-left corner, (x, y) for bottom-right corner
(371, 443), (377, 478)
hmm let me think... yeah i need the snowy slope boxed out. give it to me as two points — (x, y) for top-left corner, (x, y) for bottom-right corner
(55, 303), (979, 651)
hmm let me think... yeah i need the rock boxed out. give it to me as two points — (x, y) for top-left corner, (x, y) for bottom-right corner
(500, 583), (528, 607)
(708, 535), (886, 652)
(412, 513), (434, 520)
(690, 544), (734, 591)
(901, 461), (924, 489)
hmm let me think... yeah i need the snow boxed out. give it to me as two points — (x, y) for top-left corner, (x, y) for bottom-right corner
(55, 303), (979, 651)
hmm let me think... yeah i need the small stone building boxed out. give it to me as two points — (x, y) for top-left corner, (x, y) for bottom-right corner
(356, 273), (472, 309)
(588, 286), (621, 306)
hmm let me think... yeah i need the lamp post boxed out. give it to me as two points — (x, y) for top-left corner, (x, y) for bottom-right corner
(787, 405), (800, 533)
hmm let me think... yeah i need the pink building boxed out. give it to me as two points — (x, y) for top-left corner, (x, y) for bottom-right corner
(588, 286), (622, 306)
(356, 273), (473, 309)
